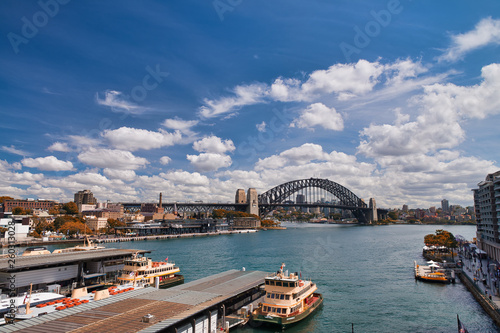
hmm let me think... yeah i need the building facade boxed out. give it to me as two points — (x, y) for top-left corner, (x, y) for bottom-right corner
(474, 170), (500, 261)
(74, 190), (97, 210)
(3, 199), (56, 213)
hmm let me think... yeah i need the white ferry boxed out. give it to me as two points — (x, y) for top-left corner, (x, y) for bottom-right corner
(117, 254), (184, 288)
(251, 263), (323, 328)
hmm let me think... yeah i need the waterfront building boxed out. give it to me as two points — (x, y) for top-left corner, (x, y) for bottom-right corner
(84, 216), (108, 231)
(2, 199), (56, 213)
(0, 212), (30, 241)
(474, 170), (500, 261)
(233, 217), (261, 229)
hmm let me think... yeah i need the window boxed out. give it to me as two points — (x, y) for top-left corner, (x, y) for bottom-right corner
(271, 294), (275, 299)
(276, 281), (282, 287)
(282, 308), (287, 314)
(277, 308), (281, 314)
(263, 306), (267, 312)
(267, 293), (270, 298)
(280, 294), (285, 300)
(285, 295), (290, 300)
(269, 281), (275, 286)
(265, 280), (269, 285)
(283, 282), (289, 287)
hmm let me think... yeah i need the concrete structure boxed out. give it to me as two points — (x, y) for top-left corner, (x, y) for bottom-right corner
(369, 198), (378, 222)
(2, 199), (56, 213)
(441, 199), (450, 212)
(2, 269), (268, 333)
(233, 217), (261, 229)
(0, 248), (149, 294)
(474, 170), (500, 261)
(235, 189), (246, 203)
(246, 188), (259, 216)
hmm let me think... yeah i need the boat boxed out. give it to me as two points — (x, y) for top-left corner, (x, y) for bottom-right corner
(117, 253), (184, 288)
(21, 246), (51, 256)
(0, 289), (64, 317)
(251, 263), (323, 329)
(414, 260), (451, 284)
(52, 236), (105, 253)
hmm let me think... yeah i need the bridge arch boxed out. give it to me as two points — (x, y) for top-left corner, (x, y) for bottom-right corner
(258, 178), (369, 223)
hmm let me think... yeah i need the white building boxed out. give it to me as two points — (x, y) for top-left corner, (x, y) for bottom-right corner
(0, 212), (31, 241)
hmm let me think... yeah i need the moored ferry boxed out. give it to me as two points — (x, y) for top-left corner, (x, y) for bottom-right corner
(251, 263), (323, 329)
(117, 254), (184, 288)
(414, 260), (451, 284)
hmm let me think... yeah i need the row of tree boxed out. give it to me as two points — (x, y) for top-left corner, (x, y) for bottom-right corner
(424, 229), (458, 249)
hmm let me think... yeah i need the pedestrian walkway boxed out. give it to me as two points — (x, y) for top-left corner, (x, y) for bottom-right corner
(459, 250), (500, 309)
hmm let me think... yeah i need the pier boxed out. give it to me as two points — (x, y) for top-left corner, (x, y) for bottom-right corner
(2, 269), (268, 333)
(95, 230), (258, 244)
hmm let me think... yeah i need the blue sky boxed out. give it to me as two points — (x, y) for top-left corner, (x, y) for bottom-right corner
(1, 0), (500, 209)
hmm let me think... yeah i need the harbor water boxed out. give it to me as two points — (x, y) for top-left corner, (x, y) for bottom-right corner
(44, 224), (499, 332)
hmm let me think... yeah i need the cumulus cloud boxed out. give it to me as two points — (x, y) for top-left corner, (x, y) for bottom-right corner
(193, 136), (235, 154)
(439, 17), (500, 62)
(103, 127), (183, 151)
(21, 156), (74, 171)
(160, 156), (172, 165)
(78, 148), (148, 170)
(291, 103), (344, 131)
(48, 142), (72, 152)
(187, 153), (232, 172)
(256, 121), (266, 132)
(160, 171), (210, 186)
(103, 168), (137, 182)
(162, 118), (199, 135)
(95, 90), (147, 114)
(255, 143), (329, 171)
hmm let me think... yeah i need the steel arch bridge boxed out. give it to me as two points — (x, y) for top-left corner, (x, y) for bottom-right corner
(258, 178), (371, 223)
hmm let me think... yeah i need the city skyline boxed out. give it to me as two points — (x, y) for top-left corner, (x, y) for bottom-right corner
(1, 1), (499, 208)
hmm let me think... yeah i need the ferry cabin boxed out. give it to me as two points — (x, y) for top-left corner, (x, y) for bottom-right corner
(261, 274), (317, 316)
(118, 257), (179, 285)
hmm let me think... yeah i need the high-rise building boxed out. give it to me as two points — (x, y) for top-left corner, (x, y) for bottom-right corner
(474, 171), (500, 261)
(402, 204), (408, 212)
(441, 199), (449, 213)
(74, 190), (97, 206)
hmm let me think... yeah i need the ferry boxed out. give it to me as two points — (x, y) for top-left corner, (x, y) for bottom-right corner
(117, 254), (184, 288)
(251, 263), (323, 329)
(414, 260), (452, 284)
(52, 236), (105, 253)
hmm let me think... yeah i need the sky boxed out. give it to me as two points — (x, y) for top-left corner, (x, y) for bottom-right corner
(0, 0), (499, 209)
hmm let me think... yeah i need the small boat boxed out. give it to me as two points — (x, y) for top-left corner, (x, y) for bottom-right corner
(117, 253), (184, 288)
(52, 236), (105, 254)
(251, 263), (323, 329)
(21, 247), (51, 256)
(414, 260), (450, 284)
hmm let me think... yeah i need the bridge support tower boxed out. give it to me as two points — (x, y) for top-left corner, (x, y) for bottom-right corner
(246, 188), (259, 216)
(369, 198), (378, 223)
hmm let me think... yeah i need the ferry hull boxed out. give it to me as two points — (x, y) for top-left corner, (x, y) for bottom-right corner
(252, 293), (323, 329)
(159, 274), (184, 288)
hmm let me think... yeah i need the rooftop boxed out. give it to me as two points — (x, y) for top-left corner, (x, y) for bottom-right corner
(2, 269), (268, 333)
(0, 248), (150, 272)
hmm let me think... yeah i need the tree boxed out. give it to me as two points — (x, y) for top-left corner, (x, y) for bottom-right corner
(62, 202), (79, 215)
(60, 221), (88, 236)
(32, 218), (54, 236)
(107, 218), (126, 234)
(49, 205), (61, 215)
(12, 207), (25, 215)
(53, 215), (81, 231)
(0, 196), (14, 204)
(388, 211), (398, 220)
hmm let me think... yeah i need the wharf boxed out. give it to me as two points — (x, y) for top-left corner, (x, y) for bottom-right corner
(2, 269), (268, 333)
(95, 230), (258, 244)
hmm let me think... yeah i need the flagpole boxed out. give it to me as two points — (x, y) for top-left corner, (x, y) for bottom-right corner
(457, 314), (459, 333)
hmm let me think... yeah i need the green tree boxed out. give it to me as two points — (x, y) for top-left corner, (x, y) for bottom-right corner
(388, 211), (398, 220)
(62, 202), (79, 215)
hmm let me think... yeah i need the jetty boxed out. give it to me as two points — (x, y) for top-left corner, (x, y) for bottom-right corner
(95, 230), (258, 244)
(2, 269), (268, 333)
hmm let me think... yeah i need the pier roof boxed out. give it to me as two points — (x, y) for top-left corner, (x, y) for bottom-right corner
(2, 269), (269, 333)
(0, 248), (150, 272)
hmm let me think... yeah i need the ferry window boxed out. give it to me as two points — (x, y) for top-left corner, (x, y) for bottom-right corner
(271, 294), (275, 299)
(285, 295), (290, 300)
(266, 293), (270, 298)
(269, 281), (275, 286)
(277, 308), (281, 314)
(282, 282), (288, 287)
(272, 308), (276, 313)
(275, 281), (282, 287)
(280, 294), (285, 300)
(265, 280), (269, 285)
(282, 308), (287, 314)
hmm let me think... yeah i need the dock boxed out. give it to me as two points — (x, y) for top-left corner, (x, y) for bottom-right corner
(95, 230), (258, 244)
(2, 269), (268, 333)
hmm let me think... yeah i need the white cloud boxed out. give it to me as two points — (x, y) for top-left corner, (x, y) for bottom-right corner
(187, 153), (232, 172)
(78, 148), (149, 170)
(160, 171), (210, 186)
(1, 145), (29, 156)
(48, 142), (72, 152)
(439, 17), (500, 62)
(103, 168), (137, 182)
(255, 143), (329, 171)
(102, 127), (183, 151)
(96, 90), (147, 114)
(291, 103), (344, 131)
(256, 121), (266, 132)
(162, 118), (199, 135)
(21, 156), (74, 171)
(198, 83), (269, 118)
(160, 156), (172, 165)
(193, 136), (235, 154)
(68, 135), (101, 148)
